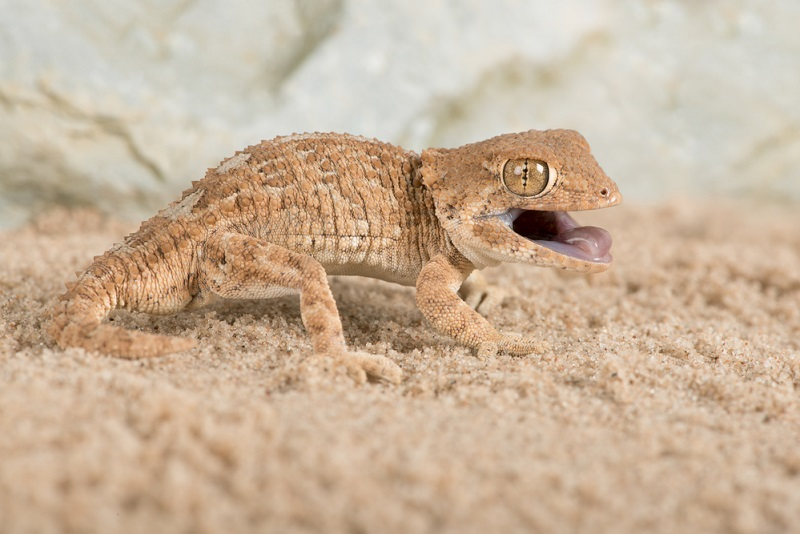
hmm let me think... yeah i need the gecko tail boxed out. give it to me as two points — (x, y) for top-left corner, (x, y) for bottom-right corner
(49, 318), (196, 358)
(47, 277), (196, 359)
(50, 320), (197, 358)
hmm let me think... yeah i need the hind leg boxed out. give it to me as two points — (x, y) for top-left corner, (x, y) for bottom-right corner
(200, 232), (402, 384)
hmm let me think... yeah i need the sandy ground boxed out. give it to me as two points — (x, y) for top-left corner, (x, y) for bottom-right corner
(1, 200), (799, 533)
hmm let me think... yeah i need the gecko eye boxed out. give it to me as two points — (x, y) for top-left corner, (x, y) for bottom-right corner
(501, 159), (554, 197)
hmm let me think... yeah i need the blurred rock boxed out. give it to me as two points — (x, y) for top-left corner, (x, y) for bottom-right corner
(1, 0), (798, 227)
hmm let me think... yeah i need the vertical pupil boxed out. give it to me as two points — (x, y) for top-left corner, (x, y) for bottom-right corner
(522, 160), (528, 188)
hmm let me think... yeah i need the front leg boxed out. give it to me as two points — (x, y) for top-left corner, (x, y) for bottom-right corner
(416, 255), (548, 357)
(201, 232), (402, 384)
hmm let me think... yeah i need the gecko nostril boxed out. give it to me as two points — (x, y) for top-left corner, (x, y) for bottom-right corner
(599, 187), (610, 198)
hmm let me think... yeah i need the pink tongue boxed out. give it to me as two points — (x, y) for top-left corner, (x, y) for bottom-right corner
(554, 226), (612, 260)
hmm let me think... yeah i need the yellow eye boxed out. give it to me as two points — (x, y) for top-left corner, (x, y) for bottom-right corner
(501, 159), (551, 197)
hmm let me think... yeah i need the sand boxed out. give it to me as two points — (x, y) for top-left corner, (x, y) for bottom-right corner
(1, 200), (799, 533)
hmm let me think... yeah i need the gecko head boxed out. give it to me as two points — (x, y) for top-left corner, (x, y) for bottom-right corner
(420, 129), (622, 272)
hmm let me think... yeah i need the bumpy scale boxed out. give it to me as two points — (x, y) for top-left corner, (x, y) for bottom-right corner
(48, 130), (622, 384)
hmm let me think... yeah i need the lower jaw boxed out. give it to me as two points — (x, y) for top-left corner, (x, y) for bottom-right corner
(507, 210), (613, 263)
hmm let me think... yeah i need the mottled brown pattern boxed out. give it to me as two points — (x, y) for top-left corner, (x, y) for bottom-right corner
(48, 130), (621, 383)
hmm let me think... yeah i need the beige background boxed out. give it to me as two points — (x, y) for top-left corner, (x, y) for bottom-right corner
(1, 2), (799, 532)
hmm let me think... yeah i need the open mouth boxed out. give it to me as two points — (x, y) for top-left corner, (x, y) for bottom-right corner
(499, 209), (613, 263)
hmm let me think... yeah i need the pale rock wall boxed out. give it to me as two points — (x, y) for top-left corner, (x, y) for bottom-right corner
(1, 0), (798, 227)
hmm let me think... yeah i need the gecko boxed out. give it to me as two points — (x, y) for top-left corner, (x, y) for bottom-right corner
(48, 130), (621, 384)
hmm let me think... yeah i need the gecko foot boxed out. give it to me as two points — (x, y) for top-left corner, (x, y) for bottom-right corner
(477, 334), (550, 359)
(309, 351), (403, 385)
(458, 273), (506, 315)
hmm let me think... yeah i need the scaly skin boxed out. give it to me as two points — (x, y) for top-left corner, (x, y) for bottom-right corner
(48, 130), (622, 384)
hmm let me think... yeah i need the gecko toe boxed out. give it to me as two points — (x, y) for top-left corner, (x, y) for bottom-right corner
(309, 351), (402, 385)
(475, 334), (549, 359)
(496, 334), (550, 356)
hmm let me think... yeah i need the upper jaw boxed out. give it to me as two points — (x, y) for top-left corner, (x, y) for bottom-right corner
(491, 208), (614, 265)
